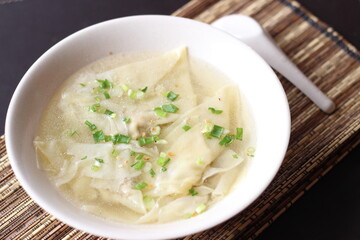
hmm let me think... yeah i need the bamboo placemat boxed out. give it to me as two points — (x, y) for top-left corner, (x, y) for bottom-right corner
(1, 0), (359, 239)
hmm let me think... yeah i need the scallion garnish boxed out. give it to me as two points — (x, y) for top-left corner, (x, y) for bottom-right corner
(166, 91), (179, 101)
(161, 166), (167, 172)
(149, 169), (155, 177)
(128, 89), (136, 99)
(154, 107), (167, 117)
(201, 122), (214, 133)
(196, 157), (204, 165)
(104, 135), (113, 142)
(112, 134), (131, 144)
(157, 156), (170, 167)
(95, 158), (104, 163)
(111, 149), (119, 157)
(195, 203), (206, 214)
(236, 128), (243, 140)
(91, 165), (100, 171)
(95, 96), (101, 102)
(135, 182), (148, 190)
(232, 154), (239, 159)
(131, 160), (145, 170)
(103, 91), (110, 99)
(130, 151), (136, 156)
(182, 125), (191, 131)
(162, 104), (179, 113)
(121, 84), (129, 91)
(104, 109), (117, 118)
(84, 120), (97, 131)
(189, 188), (198, 196)
(143, 196), (155, 210)
(208, 107), (223, 114)
(219, 135), (235, 146)
(88, 103), (100, 112)
(210, 125), (224, 138)
(81, 156), (87, 160)
(140, 86), (148, 93)
(80, 83), (86, 87)
(138, 136), (155, 146)
(93, 130), (105, 143)
(69, 130), (78, 136)
(122, 117), (131, 124)
(136, 154), (144, 160)
(97, 79), (113, 89)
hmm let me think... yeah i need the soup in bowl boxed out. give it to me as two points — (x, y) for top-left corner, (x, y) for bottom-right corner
(5, 15), (290, 239)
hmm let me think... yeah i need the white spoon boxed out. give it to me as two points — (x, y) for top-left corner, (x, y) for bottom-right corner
(212, 14), (336, 114)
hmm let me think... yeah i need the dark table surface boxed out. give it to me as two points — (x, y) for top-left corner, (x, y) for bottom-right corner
(0, 0), (359, 239)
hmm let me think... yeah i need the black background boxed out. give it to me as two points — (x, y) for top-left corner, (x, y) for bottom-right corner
(0, 0), (359, 239)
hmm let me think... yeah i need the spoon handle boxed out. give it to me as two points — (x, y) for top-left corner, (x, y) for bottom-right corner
(212, 15), (336, 114)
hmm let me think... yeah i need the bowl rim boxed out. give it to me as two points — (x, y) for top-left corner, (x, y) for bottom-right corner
(5, 14), (291, 239)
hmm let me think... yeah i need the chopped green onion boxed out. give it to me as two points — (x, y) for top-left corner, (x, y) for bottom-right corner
(236, 128), (243, 140)
(150, 126), (161, 135)
(154, 107), (167, 117)
(166, 91), (179, 101)
(88, 103), (100, 112)
(208, 107), (223, 114)
(93, 130), (105, 143)
(112, 134), (131, 144)
(210, 125), (224, 138)
(182, 125), (191, 131)
(104, 135), (112, 142)
(136, 154), (144, 160)
(247, 147), (256, 153)
(104, 109), (117, 119)
(140, 86), (148, 93)
(111, 149), (119, 157)
(95, 96), (101, 102)
(143, 196), (155, 210)
(81, 156), (87, 160)
(195, 203), (206, 214)
(201, 123), (214, 133)
(138, 136), (155, 146)
(157, 156), (170, 167)
(149, 169), (155, 177)
(103, 91), (110, 99)
(232, 154), (239, 159)
(155, 139), (168, 144)
(247, 147), (256, 157)
(80, 83), (86, 87)
(161, 166), (167, 172)
(136, 91), (144, 99)
(122, 117), (131, 124)
(91, 165), (100, 171)
(189, 188), (198, 196)
(84, 120), (97, 131)
(131, 160), (145, 170)
(130, 151), (136, 156)
(135, 182), (148, 190)
(69, 130), (78, 136)
(203, 132), (212, 139)
(219, 135), (235, 146)
(128, 89), (136, 99)
(196, 157), (204, 165)
(95, 158), (104, 163)
(162, 104), (179, 113)
(97, 79), (113, 89)
(121, 84), (129, 91)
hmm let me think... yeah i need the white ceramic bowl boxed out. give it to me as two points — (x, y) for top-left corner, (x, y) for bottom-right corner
(5, 15), (290, 240)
